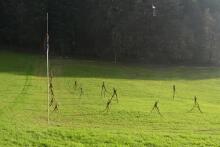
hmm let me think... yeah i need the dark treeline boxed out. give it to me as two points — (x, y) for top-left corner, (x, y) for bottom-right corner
(1, 0), (220, 64)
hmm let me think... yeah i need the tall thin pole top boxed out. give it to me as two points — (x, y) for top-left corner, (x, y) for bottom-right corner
(47, 13), (49, 53)
(46, 12), (50, 124)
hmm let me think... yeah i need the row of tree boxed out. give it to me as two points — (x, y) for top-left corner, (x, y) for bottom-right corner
(1, 0), (220, 64)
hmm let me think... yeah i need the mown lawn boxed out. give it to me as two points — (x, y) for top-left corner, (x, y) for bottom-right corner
(0, 51), (220, 146)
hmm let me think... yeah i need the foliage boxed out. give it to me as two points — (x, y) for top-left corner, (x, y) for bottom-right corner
(1, 0), (220, 63)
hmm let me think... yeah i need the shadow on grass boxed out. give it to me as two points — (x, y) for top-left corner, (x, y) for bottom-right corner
(62, 112), (103, 117)
(1, 51), (220, 81)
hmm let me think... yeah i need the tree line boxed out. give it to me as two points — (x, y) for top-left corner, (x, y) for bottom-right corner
(1, 0), (220, 64)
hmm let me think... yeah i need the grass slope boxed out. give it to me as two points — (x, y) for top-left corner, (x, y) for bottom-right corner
(0, 51), (220, 146)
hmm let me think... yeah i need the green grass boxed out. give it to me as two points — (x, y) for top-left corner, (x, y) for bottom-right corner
(1, 51), (220, 146)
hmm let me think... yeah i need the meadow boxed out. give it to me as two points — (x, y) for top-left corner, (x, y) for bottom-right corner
(1, 51), (220, 146)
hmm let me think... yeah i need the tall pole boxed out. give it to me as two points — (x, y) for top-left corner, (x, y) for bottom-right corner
(46, 12), (50, 124)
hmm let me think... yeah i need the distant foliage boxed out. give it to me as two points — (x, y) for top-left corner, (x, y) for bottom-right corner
(1, 0), (220, 64)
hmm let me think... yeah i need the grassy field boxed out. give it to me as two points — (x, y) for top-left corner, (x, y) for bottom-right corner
(1, 51), (220, 146)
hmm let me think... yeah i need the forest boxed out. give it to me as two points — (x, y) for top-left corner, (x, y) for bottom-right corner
(1, 0), (220, 64)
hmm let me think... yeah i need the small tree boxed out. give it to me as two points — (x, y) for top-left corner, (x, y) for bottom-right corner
(188, 96), (203, 113)
(101, 81), (107, 98)
(150, 100), (162, 116)
(111, 88), (118, 103)
(173, 85), (176, 100)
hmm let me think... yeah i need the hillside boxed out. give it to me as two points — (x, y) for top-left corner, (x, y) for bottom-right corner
(0, 51), (220, 146)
